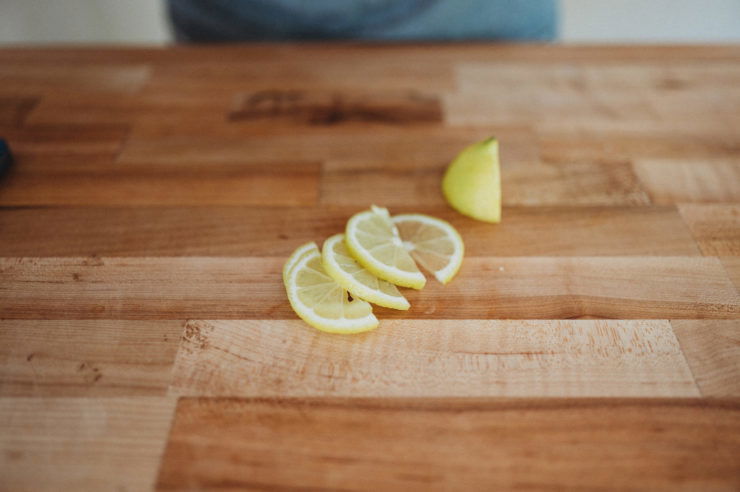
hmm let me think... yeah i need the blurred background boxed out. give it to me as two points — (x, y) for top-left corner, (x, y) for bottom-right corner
(1, 0), (739, 45)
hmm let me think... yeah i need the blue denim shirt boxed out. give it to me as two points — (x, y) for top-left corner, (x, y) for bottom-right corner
(168, 0), (557, 42)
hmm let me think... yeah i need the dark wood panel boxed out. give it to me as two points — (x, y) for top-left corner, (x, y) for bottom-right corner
(0, 206), (700, 257)
(0, 125), (127, 156)
(0, 160), (320, 206)
(229, 90), (443, 126)
(119, 127), (506, 161)
(0, 45), (739, 64)
(156, 398), (740, 491)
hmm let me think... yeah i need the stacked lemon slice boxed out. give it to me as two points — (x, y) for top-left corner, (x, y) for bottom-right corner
(283, 206), (464, 334)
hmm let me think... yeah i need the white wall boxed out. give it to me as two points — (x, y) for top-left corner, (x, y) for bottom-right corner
(0, 0), (170, 45)
(0, 0), (739, 45)
(561, 0), (740, 42)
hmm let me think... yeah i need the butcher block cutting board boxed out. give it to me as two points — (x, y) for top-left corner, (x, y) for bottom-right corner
(0, 44), (739, 491)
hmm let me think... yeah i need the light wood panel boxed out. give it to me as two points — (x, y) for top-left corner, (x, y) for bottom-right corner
(171, 320), (698, 397)
(0, 397), (175, 492)
(633, 160), (740, 204)
(156, 397), (740, 491)
(540, 131), (740, 163)
(0, 64), (150, 95)
(25, 92), (232, 127)
(1, 257), (736, 320)
(501, 160), (651, 206)
(671, 320), (740, 397)
(447, 64), (740, 135)
(679, 204), (740, 256)
(0, 320), (183, 396)
(0, 205), (700, 257)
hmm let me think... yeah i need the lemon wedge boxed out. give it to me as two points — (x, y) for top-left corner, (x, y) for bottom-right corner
(442, 137), (501, 223)
(322, 233), (410, 310)
(393, 213), (464, 284)
(345, 205), (426, 289)
(284, 243), (378, 334)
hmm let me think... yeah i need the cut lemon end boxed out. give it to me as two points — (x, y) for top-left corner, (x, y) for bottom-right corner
(285, 247), (378, 334)
(345, 206), (426, 290)
(393, 213), (464, 285)
(442, 137), (501, 223)
(322, 233), (410, 311)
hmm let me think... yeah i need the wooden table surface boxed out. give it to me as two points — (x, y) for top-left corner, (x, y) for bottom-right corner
(0, 44), (739, 491)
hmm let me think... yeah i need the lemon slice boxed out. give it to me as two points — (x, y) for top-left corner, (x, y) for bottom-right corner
(345, 205), (426, 290)
(392, 214), (464, 284)
(284, 244), (378, 334)
(282, 241), (319, 283)
(442, 137), (501, 223)
(322, 233), (410, 310)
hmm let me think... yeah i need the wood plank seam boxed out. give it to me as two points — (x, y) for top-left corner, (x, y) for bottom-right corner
(669, 321), (705, 397)
(113, 124), (133, 163)
(720, 260), (740, 297)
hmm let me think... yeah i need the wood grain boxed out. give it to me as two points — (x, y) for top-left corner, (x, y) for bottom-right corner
(0, 320), (183, 396)
(0, 205), (700, 257)
(320, 159), (652, 206)
(679, 204), (740, 256)
(448, 64), (740, 135)
(156, 397), (740, 491)
(633, 160), (740, 204)
(1, 257), (736, 320)
(0, 159), (320, 206)
(0, 397), (175, 492)
(1, 44), (740, 491)
(170, 320), (699, 397)
(671, 320), (740, 396)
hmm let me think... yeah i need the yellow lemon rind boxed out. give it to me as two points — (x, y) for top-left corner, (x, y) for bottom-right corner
(322, 233), (410, 311)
